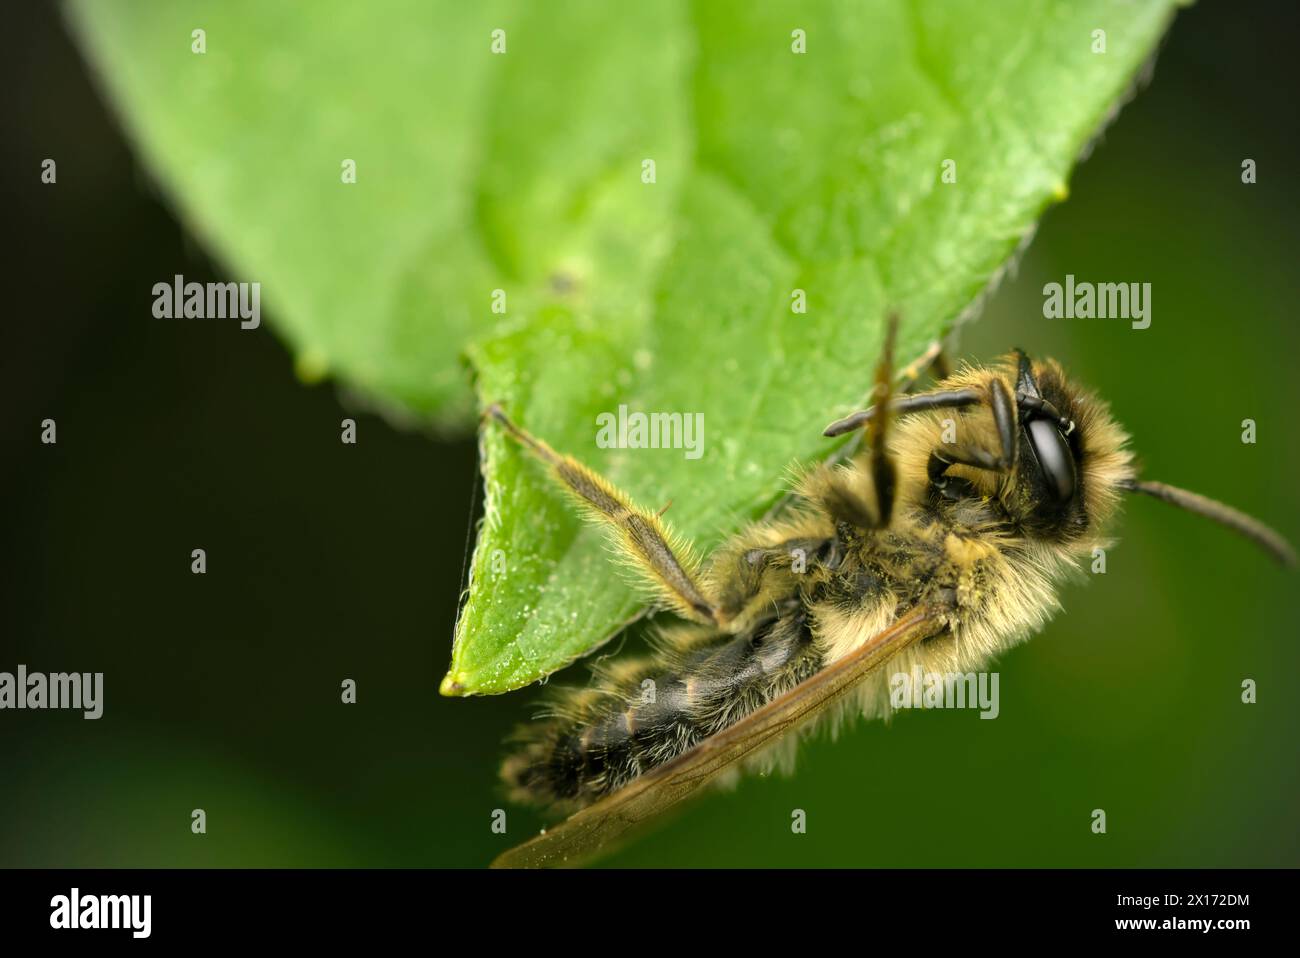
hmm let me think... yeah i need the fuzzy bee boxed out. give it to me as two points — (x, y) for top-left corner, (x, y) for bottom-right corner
(484, 318), (1293, 868)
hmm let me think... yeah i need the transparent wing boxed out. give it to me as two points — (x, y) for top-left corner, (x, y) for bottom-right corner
(492, 606), (944, 868)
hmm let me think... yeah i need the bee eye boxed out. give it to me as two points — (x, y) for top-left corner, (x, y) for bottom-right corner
(1026, 417), (1076, 502)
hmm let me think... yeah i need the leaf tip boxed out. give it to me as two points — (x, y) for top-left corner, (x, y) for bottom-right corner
(294, 348), (330, 384)
(439, 670), (469, 697)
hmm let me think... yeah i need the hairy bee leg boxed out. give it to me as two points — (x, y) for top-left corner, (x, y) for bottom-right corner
(804, 471), (879, 530)
(820, 314), (942, 530)
(485, 404), (726, 626)
(866, 315), (900, 528)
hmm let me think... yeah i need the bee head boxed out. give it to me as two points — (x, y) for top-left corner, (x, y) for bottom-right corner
(998, 350), (1134, 545)
(1000, 351), (1293, 566)
(834, 340), (1292, 565)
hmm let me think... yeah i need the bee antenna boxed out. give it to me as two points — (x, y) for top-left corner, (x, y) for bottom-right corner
(1119, 478), (1296, 567)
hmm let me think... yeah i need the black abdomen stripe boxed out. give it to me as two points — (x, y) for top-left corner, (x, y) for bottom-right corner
(504, 613), (822, 808)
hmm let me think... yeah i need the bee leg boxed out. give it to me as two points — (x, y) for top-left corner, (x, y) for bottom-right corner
(485, 404), (727, 627)
(926, 444), (1008, 494)
(801, 468), (880, 531)
(821, 315), (963, 529)
(823, 334), (963, 439)
(863, 315), (900, 528)
(897, 337), (952, 386)
(988, 377), (1018, 468)
(822, 388), (983, 437)
(929, 348), (952, 382)
(1016, 392), (1075, 434)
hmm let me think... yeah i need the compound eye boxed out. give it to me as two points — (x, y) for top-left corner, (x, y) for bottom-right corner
(1026, 417), (1076, 502)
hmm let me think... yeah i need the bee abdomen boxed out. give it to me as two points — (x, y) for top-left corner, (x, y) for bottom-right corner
(503, 613), (821, 809)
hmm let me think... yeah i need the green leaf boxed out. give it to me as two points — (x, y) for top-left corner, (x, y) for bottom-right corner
(67, 0), (690, 425)
(444, 1), (1178, 694)
(66, 1), (1178, 694)
(67, 1), (508, 423)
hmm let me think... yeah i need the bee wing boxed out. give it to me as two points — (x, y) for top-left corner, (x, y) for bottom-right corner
(492, 606), (944, 868)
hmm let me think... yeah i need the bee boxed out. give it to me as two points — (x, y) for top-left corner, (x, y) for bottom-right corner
(483, 318), (1294, 868)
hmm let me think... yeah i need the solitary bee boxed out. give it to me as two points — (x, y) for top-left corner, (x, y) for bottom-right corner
(484, 318), (1293, 868)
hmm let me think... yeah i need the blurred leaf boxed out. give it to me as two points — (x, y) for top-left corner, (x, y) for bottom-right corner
(65, 1), (1177, 693)
(67, 0), (688, 425)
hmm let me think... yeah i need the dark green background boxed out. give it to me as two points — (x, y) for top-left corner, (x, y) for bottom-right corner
(2, 2), (1296, 867)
